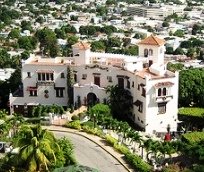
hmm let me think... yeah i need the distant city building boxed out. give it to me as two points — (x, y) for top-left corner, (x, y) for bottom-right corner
(10, 35), (179, 134)
(127, 4), (186, 20)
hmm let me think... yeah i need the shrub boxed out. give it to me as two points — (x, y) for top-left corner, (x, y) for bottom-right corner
(192, 165), (204, 172)
(113, 143), (130, 155)
(125, 152), (152, 172)
(181, 132), (204, 143)
(26, 117), (41, 124)
(71, 115), (79, 121)
(65, 120), (81, 130)
(82, 125), (104, 137)
(105, 135), (118, 146)
(81, 121), (95, 128)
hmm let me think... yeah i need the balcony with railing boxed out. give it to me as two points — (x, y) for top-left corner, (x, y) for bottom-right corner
(155, 95), (173, 103)
(36, 80), (55, 86)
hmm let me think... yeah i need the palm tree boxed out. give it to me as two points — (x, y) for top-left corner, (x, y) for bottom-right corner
(143, 139), (155, 161)
(163, 142), (176, 163)
(15, 125), (59, 172)
(147, 141), (161, 164)
(158, 142), (175, 164)
(117, 121), (131, 144)
(131, 132), (143, 153)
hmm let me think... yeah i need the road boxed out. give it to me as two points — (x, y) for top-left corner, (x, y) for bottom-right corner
(53, 131), (128, 172)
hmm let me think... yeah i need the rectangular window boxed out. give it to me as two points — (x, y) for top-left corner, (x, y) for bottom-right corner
(38, 73), (41, 80)
(42, 73), (45, 81)
(55, 87), (64, 97)
(27, 72), (31, 78)
(82, 74), (87, 80)
(50, 73), (54, 81)
(74, 74), (77, 82)
(29, 90), (37, 96)
(132, 81), (134, 88)
(94, 76), (100, 87)
(61, 73), (65, 78)
(127, 80), (130, 89)
(142, 88), (146, 97)
(46, 73), (50, 80)
(138, 84), (140, 90)
(138, 102), (143, 113)
(107, 76), (112, 82)
(118, 77), (124, 88)
(158, 103), (166, 114)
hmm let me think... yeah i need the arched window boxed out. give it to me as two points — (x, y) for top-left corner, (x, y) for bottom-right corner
(149, 49), (153, 56)
(144, 49), (148, 57)
(158, 88), (162, 96)
(163, 88), (166, 96)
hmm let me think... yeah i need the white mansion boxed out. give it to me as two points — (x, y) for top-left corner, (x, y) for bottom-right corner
(10, 35), (179, 134)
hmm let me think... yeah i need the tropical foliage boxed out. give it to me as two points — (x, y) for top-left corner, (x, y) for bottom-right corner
(0, 125), (76, 172)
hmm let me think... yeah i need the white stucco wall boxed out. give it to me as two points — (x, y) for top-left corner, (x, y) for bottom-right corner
(11, 63), (68, 107)
(138, 44), (165, 65)
(144, 72), (179, 133)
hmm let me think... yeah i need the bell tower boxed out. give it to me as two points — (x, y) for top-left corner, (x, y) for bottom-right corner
(138, 35), (165, 66)
(72, 42), (91, 65)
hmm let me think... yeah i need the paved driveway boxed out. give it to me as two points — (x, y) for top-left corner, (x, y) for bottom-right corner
(54, 131), (128, 172)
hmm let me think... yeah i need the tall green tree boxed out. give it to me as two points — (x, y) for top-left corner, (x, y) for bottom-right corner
(179, 68), (204, 107)
(106, 85), (133, 120)
(67, 66), (75, 106)
(36, 28), (59, 57)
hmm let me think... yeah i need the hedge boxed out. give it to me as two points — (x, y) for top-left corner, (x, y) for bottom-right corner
(65, 120), (81, 130)
(105, 135), (151, 171)
(81, 125), (104, 137)
(178, 107), (204, 117)
(181, 132), (204, 143)
(125, 152), (152, 172)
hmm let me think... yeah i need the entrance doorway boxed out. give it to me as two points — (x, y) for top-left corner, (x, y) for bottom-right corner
(87, 92), (97, 106)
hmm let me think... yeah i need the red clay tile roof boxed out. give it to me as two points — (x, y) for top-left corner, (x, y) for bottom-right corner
(138, 35), (165, 46)
(72, 42), (91, 50)
(155, 82), (174, 88)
